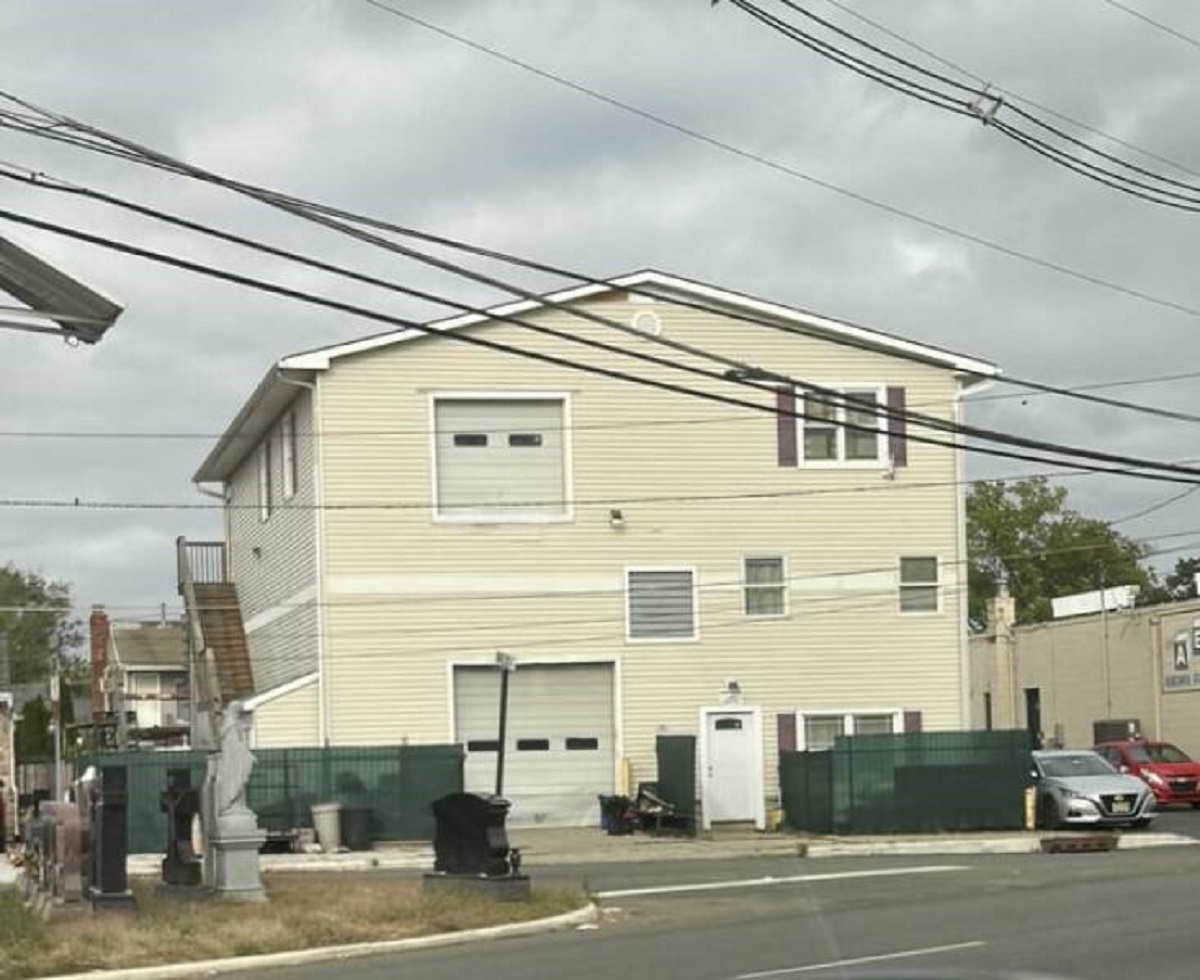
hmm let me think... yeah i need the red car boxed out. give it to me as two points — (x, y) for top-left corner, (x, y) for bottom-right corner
(1094, 739), (1200, 807)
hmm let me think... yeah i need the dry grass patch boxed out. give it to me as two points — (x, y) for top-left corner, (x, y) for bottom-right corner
(0, 876), (584, 979)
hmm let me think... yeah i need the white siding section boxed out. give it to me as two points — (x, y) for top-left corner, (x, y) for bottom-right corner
(254, 678), (320, 748)
(225, 387), (319, 693)
(306, 296), (969, 804)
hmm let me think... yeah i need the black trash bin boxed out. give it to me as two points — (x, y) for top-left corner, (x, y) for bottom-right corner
(341, 807), (373, 852)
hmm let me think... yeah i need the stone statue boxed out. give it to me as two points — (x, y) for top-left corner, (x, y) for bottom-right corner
(214, 701), (255, 817)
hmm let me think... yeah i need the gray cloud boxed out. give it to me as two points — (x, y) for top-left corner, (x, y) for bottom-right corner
(4, 0), (1200, 621)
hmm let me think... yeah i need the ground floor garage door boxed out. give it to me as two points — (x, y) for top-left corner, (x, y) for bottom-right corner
(454, 662), (615, 827)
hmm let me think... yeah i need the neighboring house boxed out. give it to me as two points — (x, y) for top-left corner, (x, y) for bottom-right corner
(89, 605), (190, 747)
(970, 587), (1200, 755)
(180, 269), (998, 827)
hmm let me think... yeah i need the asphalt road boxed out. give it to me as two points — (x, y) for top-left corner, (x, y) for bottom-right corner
(221, 845), (1200, 980)
(1147, 804), (1200, 838)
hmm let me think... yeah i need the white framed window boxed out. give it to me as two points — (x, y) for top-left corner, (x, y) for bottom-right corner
(281, 411), (297, 500)
(431, 394), (571, 522)
(257, 441), (272, 522)
(744, 556), (786, 617)
(799, 709), (902, 751)
(800, 386), (885, 466)
(899, 556), (940, 613)
(627, 568), (698, 642)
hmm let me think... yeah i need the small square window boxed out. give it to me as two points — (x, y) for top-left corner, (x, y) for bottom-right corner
(804, 715), (845, 752)
(799, 387), (883, 464)
(900, 556), (939, 613)
(744, 556), (786, 617)
(627, 569), (697, 641)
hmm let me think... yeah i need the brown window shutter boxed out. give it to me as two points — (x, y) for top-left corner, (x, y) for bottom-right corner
(777, 712), (797, 752)
(777, 386), (797, 467)
(887, 386), (907, 468)
(903, 710), (923, 733)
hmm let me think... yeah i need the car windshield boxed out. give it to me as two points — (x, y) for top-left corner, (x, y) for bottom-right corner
(1039, 753), (1115, 777)
(1128, 742), (1192, 764)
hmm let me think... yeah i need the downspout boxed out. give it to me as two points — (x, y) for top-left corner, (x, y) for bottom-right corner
(1150, 613), (1164, 740)
(954, 373), (995, 726)
(276, 368), (328, 746)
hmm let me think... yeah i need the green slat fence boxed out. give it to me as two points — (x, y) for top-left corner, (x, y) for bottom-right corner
(781, 730), (1032, 835)
(75, 744), (464, 854)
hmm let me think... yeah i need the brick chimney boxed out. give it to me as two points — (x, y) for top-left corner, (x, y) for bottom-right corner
(90, 604), (109, 715)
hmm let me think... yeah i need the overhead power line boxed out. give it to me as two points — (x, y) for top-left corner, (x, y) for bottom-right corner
(326, 5), (1200, 319)
(1098, 0), (1200, 52)
(814, 0), (1200, 182)
(7, 116), (1200, 437)
(7, 197), (1200, 487)
(723, 0), (1200, 212)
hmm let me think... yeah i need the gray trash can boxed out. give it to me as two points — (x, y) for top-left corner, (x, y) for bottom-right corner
(311, 802), (342, 853)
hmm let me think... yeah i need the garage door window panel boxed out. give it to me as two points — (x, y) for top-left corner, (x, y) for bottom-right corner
(434, 397), (569, 522)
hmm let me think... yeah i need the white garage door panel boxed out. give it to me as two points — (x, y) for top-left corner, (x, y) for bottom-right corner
(454, 663), (615, 827)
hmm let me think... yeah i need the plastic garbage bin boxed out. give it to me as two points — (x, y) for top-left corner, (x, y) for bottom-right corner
(341, 806), (373, 851)
(311, 802), (342, 853)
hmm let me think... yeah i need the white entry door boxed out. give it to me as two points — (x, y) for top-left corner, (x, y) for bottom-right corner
(702, 708), (765, 827)
(454, 663), (615, 827)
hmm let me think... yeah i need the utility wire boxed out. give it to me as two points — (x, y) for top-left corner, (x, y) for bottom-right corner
(328, 6), (1200, 322)
(1110, 486), (1200, 525)
(730, 0), (1200, 211)
(1098, 0), (1200, 52)
(8, 99), (1200, 432)
(814, 0), (1200, 181)
(5, 183), (1200, 483)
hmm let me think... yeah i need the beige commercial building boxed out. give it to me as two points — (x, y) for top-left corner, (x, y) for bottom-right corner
(182, 270), (999, 827)
(970, 591), (1200, 755)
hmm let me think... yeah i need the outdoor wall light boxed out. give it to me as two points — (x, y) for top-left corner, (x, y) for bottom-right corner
(251, 546), (263, 559)
(609, 508), (625, 529)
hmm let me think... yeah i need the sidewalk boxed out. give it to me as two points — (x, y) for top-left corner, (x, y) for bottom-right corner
(0, 862), (15, 888)
(122, 826), (1198, 876)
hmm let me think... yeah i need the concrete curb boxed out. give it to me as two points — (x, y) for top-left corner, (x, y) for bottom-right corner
(804, 831), (1196, 858)
(37, 901), (599, 980)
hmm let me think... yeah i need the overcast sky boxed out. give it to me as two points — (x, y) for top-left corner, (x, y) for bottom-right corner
(3, 0), (1200, 628)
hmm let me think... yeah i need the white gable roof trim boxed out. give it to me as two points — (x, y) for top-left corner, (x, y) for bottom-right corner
(279, 270), (999, 377)
(195, 270), (998, 484)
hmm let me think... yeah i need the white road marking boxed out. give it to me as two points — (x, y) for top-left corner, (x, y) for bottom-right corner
(594, 864), (969, 900)
(734, 940), (986, 978)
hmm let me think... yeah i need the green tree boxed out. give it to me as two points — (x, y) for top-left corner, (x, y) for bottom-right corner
(0, 564), (82, 683)
(967, 477), (1157, 628)
(14, 695), (52, 761)
(1158, 556), (1200, 601)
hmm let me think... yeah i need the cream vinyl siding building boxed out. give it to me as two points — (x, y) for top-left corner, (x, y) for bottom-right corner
(193, 271), (998, 827)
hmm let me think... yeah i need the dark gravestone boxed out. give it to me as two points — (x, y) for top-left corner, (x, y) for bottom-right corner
(160, 768), (202, 887)
(432, 792), (514, 877)
(88, 766), (135, 911)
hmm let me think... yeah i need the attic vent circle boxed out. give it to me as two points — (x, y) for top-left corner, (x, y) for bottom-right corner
(631, 310), (662, 336)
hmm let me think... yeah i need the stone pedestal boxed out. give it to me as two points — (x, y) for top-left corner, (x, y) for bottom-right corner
(210, 810), (266, 902)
